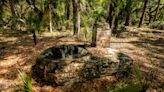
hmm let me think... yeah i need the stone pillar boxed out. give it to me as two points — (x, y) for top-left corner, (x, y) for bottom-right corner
(96, 23), (111, 47)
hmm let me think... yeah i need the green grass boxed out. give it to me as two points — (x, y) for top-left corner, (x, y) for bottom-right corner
(18, 70), (32, 92)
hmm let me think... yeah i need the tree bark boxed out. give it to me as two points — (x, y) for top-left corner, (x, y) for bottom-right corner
(72, 0), (80, 37)
(113, 16), (119, 35)
(138, 0), (149, 27)
(91, 22), (97, 47)
(148, 7), (152, 24)
(108, 2), (113, 28)
(65, 0), (70, 20)
(9, 0), (16, 16)
(125, 14), (131, 26)
(49, 4), (52, 33)
(153, 0), (161, 21)
(32, 29), (37, 45)
(124, 0), (132, 26)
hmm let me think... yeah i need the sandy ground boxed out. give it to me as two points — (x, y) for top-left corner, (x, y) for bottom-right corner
(0, 27), (164, 91)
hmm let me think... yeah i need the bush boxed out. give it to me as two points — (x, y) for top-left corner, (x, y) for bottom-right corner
(113, 80), (150, 92)
(149, 21), (164, 30)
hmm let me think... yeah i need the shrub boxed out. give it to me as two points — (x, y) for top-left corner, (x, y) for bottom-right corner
(149, 21), (164, 30)
(18, 70), (32, 92)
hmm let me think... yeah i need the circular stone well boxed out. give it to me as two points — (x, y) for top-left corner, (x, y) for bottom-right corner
(32, 44), (133, 86)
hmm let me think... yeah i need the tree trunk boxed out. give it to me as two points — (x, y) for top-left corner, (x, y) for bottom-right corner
(108, 2), (113, 28)
(148, 8), (152, 24)
(113, 16), (119, 35)
(41, 0), (44, 11)
(49, 5), (52, 33)
(125, 0), (132, 26)
(91, 22), (97, 47)
(9, 0), (16, 16)
(72, 0), (80, 37)
(138, 0), (149, 27)
(77, 8), (80, 37)
(32, 29), (37, 45)
(125, 13), (131, 26)
(9, 0), (17, 30)
(153, 0), (161, 21)
(65, 0), (70, 20)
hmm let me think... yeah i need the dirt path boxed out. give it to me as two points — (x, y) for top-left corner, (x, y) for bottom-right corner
(111, 27), (164, 89)
(0, 27), (164, 91)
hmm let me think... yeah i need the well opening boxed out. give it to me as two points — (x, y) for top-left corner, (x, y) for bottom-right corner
(32, 44), (133, 86)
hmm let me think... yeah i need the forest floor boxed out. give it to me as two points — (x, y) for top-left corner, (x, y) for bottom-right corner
(0, 27), (163, 92)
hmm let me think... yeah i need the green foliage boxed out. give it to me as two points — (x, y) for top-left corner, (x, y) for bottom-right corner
(131, 13), (140, 25)
(0, 0), (163, 34)
(53, 1), (65, 29)
(81, 0), (109, 23)
(113, 81), (150, 92)
(81, 27), (92, 41)
(112, 0), (126, 16)
(64, 20), (73, 29)
(134, 64), (142, 81)
(26, 11), (43, 32)
(18, 70), (32, 92)
(149, 21), (164, 30)
(110, 64), (150, 92)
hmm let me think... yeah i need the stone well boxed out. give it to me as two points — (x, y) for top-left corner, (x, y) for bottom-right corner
(32, 44), (133, 86)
